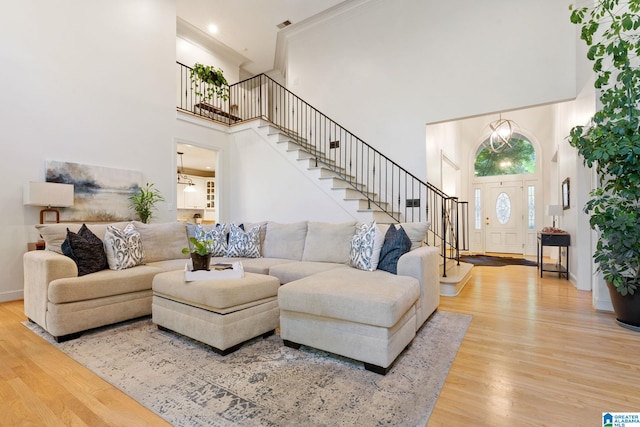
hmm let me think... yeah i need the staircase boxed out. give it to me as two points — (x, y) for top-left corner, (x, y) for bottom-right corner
(177, 62), (472, 295)
(257, 121), (400, 223)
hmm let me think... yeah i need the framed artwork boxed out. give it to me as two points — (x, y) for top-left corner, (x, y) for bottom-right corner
(46, 161), (143, 222)
(562, 177), (570, 210)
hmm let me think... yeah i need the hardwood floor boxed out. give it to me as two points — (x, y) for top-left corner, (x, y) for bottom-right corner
(430, 264), (640, 426)
(1, 264), (638, 426)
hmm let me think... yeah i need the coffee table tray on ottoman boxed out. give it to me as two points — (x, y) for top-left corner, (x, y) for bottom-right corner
(152, 269), (280, 355)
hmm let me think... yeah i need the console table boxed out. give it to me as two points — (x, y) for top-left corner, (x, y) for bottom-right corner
(537, 232), (570, 280)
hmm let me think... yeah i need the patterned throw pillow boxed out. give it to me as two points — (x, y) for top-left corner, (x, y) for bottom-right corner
(103, 223), (145, 270)
(61, 224), (108, 276)
(226, 223), (261, 258)
(377, 225), (412, 274)
(195, 223), (227, 257)
(349, 221), (384, 271)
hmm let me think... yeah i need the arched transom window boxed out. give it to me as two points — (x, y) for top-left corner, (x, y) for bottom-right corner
(474, 133), (536, 177)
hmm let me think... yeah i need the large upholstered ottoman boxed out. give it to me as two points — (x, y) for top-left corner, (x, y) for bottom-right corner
(152, 270), (280, 355)
(278, 268), (420, 374)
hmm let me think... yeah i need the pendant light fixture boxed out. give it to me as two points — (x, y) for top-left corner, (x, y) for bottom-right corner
(177, 152), (197, 193)
(487, 114), (518, 153)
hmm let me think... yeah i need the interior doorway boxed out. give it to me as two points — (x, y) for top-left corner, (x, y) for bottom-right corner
(175, 142), (218, 224)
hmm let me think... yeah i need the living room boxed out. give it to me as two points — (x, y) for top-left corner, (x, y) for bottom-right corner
(1, 0), (597, 304)
(3, 0), (638, 425)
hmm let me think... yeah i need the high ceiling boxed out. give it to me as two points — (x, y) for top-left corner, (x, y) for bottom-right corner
(176, 0), (346, 76)
(176, 1), (348, 172)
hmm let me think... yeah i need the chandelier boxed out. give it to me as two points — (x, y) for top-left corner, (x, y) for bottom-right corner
(177, 152), (196, 193)
(487, 114), (518, 153)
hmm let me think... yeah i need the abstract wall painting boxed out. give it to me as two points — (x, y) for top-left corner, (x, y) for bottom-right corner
(46, 161), (142, 222)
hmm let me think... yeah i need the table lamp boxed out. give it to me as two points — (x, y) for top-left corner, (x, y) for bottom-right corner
(24, 182), (74, 223)
(546, 204), (563, 228)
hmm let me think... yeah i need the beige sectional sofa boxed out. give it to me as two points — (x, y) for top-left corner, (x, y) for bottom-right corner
(23, 219), (440, 374)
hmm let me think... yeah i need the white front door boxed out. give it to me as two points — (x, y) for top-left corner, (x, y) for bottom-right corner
(485, 181), (523, 254)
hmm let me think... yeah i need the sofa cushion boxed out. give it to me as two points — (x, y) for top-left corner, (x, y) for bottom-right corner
(269, 261), (348, 284)
(302, 221), (356, 263)
(262, 221), (307, 260)
(226, 224), (261, 258)
(233, 257), (298, 275)
(349, 221), (385, 271)
(61, 224), (109, 276)
(398, 222), (430, 250)
(36, 222), (129, 254)
(278, 268), (419, 328)
(132, 221), (190, 263)
(48, 264), (161, 304)
(377, 225), (412, 274)
(104, 223), (145, 270)
(206, 257), (298, 275)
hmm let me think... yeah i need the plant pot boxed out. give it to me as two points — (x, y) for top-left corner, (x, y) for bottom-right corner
(607, 281), (640, 332)
(191, 253), (212, 271)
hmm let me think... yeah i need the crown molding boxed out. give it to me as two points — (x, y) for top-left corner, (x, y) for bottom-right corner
(273, 0), (372, 78)
(176, 17), (249, 68)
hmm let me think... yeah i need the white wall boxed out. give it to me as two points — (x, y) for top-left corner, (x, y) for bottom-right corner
(283, 0), (575, 181)
(554, 80), (604, 297)
(0, 1), (176, 301)
(176, 36), (241, 84)
(227, 126), (359, 224)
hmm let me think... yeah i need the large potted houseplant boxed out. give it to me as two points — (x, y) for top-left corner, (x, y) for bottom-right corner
(182, 237), (213, 271)
(568, 0), (640, 330)
(128, 182), (164, 224)
(190, 63), (229, 102)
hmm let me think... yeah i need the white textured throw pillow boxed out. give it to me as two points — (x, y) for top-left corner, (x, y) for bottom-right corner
(349, 221), (384, 271)
(103, 223), (145, 270)
(226, 224), (261, 258)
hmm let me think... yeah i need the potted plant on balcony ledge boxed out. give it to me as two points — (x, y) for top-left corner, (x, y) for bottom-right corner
(568, 0), (640, 330)
(190, 63), (229, 102)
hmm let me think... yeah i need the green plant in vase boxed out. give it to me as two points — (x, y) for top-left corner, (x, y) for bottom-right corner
(182, 237), (213, 271)
(190, 63), (229, 102)
(128, 182), (164, 224)
(568, 0), (640, 329)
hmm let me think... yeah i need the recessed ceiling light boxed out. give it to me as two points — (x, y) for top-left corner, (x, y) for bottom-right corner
(208, 23), (219, 34)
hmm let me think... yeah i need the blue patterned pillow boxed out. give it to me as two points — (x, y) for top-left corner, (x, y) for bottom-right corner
(103, 223), (145, 270)
(377, 225), (412, 274)
(195, 223), (227, 257)
(349, 221), (383, 271)
(226, 224), (261, 258)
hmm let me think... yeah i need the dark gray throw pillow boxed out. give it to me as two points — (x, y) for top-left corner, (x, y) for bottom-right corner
(61, 224), (109, 276)
(377, 225), (412, 275)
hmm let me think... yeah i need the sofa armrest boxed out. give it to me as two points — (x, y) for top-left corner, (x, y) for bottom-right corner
(397, 245), (440, 329)
(23, 250), (78, 328)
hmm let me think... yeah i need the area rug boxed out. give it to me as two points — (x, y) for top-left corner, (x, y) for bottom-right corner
(24, 310), (471, 427)
(459, 254), (538, 267)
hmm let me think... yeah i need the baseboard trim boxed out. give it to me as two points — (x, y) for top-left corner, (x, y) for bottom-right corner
(0, 290), (23, 303)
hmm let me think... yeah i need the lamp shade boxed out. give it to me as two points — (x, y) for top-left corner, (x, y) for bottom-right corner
(24, 182), (74, 207)
(546, 204), (564, 217)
